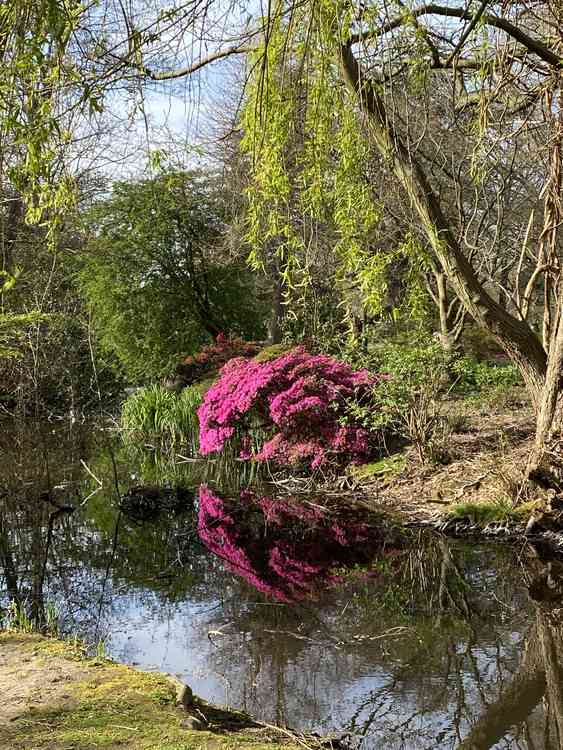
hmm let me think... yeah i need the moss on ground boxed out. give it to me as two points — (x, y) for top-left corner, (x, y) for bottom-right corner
(253, 344), (293, 363)
(446, 499), (541, 526)
(348, 453), (407, 482)
(0, 633), (297, 750)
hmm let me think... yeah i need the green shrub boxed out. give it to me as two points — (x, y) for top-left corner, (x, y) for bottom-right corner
(345, 341), (453, 464)
(450, 356), (520, 395)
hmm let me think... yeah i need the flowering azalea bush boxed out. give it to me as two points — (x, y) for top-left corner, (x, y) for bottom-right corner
(198, 486), (399, 602)
(197, 346), (384, 470)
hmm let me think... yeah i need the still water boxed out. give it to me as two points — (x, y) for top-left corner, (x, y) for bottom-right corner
(1, 422), (562, 749)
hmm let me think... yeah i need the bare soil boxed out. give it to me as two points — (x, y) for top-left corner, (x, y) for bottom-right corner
(0, 634), (87, 727)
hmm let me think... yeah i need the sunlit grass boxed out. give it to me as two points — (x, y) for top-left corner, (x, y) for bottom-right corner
(121, 384), (202, 454)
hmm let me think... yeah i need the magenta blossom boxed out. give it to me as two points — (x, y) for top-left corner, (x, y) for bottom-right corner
(197, 347), (383, 470)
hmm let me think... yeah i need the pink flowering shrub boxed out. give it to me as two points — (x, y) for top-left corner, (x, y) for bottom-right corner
(198, 486), (400, 602)
(197, 346), (384, 470)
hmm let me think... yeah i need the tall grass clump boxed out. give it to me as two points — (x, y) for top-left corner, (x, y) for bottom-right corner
(121, 384), (202, 453)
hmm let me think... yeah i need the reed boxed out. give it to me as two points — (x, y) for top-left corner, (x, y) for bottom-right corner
(121, 384), (202, 454)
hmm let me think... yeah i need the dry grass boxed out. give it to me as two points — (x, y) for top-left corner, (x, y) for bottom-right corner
(359, 390), (540, 523)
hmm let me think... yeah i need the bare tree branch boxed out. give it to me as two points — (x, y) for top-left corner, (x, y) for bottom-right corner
(348, 4), (561, 69)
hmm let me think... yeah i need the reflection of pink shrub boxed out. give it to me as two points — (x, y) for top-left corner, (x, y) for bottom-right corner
(197, 346), (383, 470)
(197, 486), (393, 602)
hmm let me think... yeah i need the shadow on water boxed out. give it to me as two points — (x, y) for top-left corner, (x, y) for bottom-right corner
(1, 420), (563, 747)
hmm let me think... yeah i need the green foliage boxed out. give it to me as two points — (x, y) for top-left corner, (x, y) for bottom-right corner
(0, 232), (119, 414)
(450, 356), (521, 395)
(355, 340), (449, 427)
(344, 340), (521, 461)
(0, 271), (48, 359)
(78, 171), (266, 381)
(240, 5), (437, 338)
(0, 310), (46, 359)
(2, 601), (34, 633)
(0, 1), (89, 231)
(1, 600), (58, 635)
(240, 5), (388, 322)
(121, 384), (202, 453)
(345, 340), (452, 463)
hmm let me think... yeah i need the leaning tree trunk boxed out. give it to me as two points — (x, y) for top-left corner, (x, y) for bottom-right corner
(527, 87), (563, 483)
(538, 609), (563, 743)
(338, 43), (548, 411)
(527, 301), (563, 482)
(456, 625), (545, 750)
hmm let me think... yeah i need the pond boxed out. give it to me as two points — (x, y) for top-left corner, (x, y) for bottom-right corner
(1, 421), (562, 749)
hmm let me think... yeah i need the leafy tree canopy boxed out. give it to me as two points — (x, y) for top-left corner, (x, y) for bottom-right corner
(78, 170), (267, 381)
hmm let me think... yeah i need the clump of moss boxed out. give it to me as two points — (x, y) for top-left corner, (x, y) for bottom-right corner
(447, 499), (540, 526)
(349, 453), (407, 481)
(253, 343), (293, 363)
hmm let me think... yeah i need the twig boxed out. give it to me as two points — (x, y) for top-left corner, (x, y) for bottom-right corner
(80, 459), (103, 487)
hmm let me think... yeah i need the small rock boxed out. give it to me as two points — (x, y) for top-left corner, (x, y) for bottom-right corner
(181, 715), (204, 730)
(165, 675), (193, 709)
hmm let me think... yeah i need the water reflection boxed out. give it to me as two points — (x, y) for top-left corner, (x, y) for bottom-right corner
(197, 486), (403, 602)
(1, 420), (563, 748)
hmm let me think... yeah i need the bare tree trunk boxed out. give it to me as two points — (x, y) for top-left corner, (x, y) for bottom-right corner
(0, 514), (19, 603)
(1, 193), (23, 276)
(528, 301), (563, 481)
(538, 610), (563, 744)
(269, 269), (285, 344)
(267, 251), (286, 344)
(435, 272), (457, 354)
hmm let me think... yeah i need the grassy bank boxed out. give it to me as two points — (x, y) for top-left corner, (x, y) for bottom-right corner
(0, 632), (299, 750)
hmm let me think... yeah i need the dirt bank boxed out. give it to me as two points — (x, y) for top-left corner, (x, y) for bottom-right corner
(0, 632), (304, 750)
(335, 395), (563, 550)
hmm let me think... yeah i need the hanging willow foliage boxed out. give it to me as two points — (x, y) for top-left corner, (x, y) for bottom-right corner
(0, 0), (88, 229)
(239, 0), (431, 323)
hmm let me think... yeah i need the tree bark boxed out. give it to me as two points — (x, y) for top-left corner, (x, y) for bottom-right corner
(538, 610), (563, 744)
(435, 272), (457, 353)
(269, 270), (285, 344)
(0, 515), (19, 603)
(527, 303), (563, 480)
(1, 193), (23, 276)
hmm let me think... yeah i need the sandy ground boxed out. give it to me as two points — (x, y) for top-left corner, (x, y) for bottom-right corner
(0, 634), (86, 728)
(0, 633), (306, 750)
